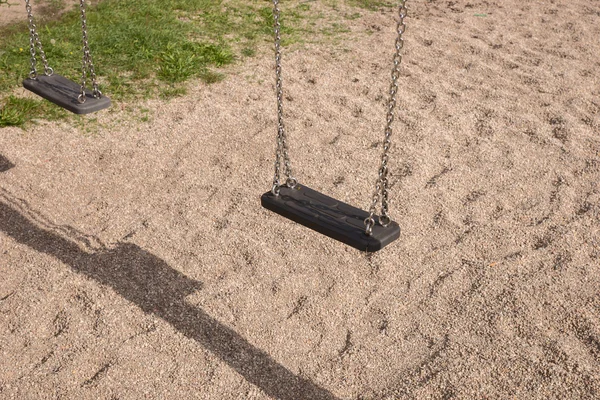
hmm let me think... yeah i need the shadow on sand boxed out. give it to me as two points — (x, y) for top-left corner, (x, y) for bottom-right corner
(0, 191), (338, 400)
(0, 154), (15, 172)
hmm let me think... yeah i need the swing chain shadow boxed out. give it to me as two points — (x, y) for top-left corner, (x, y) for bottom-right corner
(0, 154), (15, 173)
(0, 193), (338, 400)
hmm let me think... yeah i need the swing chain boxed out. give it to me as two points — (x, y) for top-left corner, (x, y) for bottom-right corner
(365, 0), (408, 236)
(24, 0), (53, 79)
(78, 0), (102, 103)
(271, 0), (296, 196)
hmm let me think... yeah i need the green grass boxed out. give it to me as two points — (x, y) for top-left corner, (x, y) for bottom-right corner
(346, 0), (394, 10)
(0, 0), (240, 91)
(0, 0), (394, 128)
(159, 85), (188, 100)
(0, 95), (67, 128)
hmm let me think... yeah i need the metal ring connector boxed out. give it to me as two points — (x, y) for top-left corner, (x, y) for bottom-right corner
(44, 67), (54, 76)
(78, 94), (86, 104)
(364, 217), (375, 236)
(286, 177), (298, 188)
(379, 215), (392, 227)
(271, 184), (281, 196)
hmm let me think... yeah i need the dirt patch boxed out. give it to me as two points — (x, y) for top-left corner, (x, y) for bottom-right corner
(0, 0), (79, 28)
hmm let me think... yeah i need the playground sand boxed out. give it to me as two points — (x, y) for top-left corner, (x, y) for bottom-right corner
(1, 1), (599, 399)
(0, 0), (79, 28)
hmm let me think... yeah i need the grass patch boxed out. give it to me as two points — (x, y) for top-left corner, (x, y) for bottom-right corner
(0, 95), (67, 128)
(241, 47), (256, 57)
(159, 85), (188, 100)
(346, 0), (394, 10)
(0, 0), (393, 127)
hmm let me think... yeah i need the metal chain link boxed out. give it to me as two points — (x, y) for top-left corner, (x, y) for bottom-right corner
(78, 0), (102, 103)
(24, 0), (53, 79)
(270, 0), (408, 228)
(364, 0), (408, 236)
(271, 0), (296, 196)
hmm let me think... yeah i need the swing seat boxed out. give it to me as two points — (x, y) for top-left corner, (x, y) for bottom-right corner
(261, 184), (400, 252)
(23, 74), (110, 114)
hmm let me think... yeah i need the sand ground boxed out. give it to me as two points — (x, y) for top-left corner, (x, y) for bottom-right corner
(1, 0), (599, 399)
(0, 0), (77, 26)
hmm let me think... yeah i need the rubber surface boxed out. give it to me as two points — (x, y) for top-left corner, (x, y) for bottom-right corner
(261, 184), (400, 252)
(23, 74), (111, 115)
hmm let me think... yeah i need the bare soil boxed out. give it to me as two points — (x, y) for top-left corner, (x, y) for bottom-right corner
(0, 0), (79, 28)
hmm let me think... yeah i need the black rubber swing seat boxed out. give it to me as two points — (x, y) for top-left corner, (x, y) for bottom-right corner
(261, 184), (400, 252)
(23, 74), (110, 114)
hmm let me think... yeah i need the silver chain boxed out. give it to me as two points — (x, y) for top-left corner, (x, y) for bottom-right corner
(270, 0), (408, 231)
(271, 0), (296, 196)
(364, 1), (408, 236)
(24, 0), (53, 79)
(78, 0), (102, 103)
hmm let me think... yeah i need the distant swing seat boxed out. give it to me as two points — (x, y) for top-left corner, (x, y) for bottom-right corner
(261, 185), (400, 252)
(22, 0), (109, 114)
(23, 74), (110, 115)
